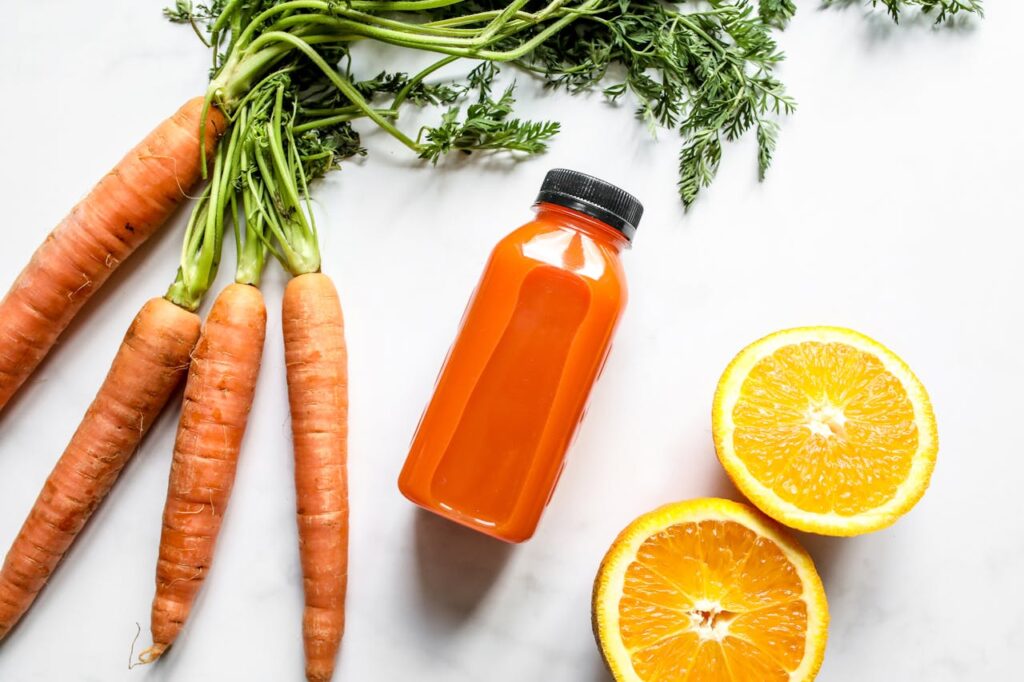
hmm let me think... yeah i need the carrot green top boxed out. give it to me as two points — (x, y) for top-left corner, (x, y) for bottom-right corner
(235, 78), (322, 279)
(163, 0), (982, 284)
(171, 0), (794, 237)
(166, 115), (245, 310)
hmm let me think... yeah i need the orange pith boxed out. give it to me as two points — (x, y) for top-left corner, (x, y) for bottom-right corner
(621, 520), (807, 680)
(733, 341), (919, 516)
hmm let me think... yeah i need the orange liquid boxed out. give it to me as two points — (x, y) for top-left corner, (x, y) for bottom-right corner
(399, 203), (629, 542)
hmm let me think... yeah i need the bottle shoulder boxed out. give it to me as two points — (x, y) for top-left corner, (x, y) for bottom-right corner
(493, 218), (628, 295)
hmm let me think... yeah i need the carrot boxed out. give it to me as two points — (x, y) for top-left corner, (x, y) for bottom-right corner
(283, 273), (349, 682)
(0, 98), (226, 414)
(0, 104), (245, 642)
(238, 81), (353, 680)
(0, 297), (200, 641)
(140, 282), (266, 663)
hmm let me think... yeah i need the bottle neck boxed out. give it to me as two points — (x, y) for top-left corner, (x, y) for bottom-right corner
(534, 202), (631, 251)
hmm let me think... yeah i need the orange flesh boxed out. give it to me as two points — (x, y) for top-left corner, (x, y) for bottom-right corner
(731, 342), (919, 515)
(620, 520), (807, 681)
(399, 204), (628, 542)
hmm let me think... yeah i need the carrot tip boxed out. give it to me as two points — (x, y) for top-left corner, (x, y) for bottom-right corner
(137, 644), (167, 665)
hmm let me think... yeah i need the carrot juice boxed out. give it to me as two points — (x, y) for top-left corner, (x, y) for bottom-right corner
(399, 169), (643, 542)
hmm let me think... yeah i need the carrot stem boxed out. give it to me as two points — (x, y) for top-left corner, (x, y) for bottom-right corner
(166, 113), (243, 311)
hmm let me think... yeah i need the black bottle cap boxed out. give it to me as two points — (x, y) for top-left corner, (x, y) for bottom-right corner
(535, 169), (643, 242)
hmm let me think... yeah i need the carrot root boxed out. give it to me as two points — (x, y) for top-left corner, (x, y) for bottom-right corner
(0, 298), (200, 641)
(137, 643), (168, 665)
(0, 98), (226, 414)
(144, 283), (266, 660)
(283, 273), (349, 682)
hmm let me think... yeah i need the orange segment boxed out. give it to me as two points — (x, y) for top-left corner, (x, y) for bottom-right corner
(630, 631), (700, 681)
(635, 522), (705, 600)
(720, 543), (801, 618)
(730, 601), (809, 671)
(722, 635), (790, 681)
(690, 640), (730, 678)
(594, 499), (828, 682)
(733, 342), (918, 514)
(714, 327), (938, 536)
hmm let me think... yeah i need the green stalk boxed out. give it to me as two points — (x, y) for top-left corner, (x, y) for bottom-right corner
(477, 0), (533, 42)
(292, 108), (395, 134)
(350, 0), (466, 10)
(267, 87), (306, 221)
(254, 1), (598, 62)
(424, 12), (533, 28)
(272, 10), (484, 38)
(203, 0), (595, 138)
(211, 43), (295, 107)
(240, 84), (322, 276)
(234, 107), (271, 287)
(391, 55), (459, 112)
(170, 0), (619, 291)
(166, 113), (245, 311)
(246, 31), (421, 151)
(251, 145), (300, 268)
(259, 14), (488, 48)
(215, 76), (310, 286)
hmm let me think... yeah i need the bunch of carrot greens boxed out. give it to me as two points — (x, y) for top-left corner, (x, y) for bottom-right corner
(170, 0), (798, 207)
(0, 0), (982, 680)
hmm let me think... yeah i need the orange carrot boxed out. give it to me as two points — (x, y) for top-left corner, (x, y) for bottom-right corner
(140, 283), (266, 663)
(0, 298), (200, 641)
(282, 273), (349, 682)
(0, 98), (226, 414)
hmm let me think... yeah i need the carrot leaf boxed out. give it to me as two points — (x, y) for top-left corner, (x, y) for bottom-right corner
(165, 0), (983, 240)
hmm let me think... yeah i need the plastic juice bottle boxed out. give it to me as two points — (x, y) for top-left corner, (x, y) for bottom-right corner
(398, 169), (642, 543)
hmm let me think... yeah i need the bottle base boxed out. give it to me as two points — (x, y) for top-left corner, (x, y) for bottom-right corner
(398, 478), (535, 544)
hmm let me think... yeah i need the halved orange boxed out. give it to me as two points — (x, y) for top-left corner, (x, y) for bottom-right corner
(593, 498), (828, 681)
(713, 327), (938, 536)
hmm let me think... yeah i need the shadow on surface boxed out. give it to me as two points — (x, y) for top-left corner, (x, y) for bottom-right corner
(700, 460), (744, 502)
(795, 532), (850, 587)
(818, 0), (982, 41)
(586, 652), (614, 682)
(413, 510), (513, 628)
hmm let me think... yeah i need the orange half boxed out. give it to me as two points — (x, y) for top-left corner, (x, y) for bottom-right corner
(593, 498), (828, 681)
(713, 327), (938, 535)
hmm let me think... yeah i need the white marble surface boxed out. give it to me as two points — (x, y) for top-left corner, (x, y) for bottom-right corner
(1, 2), (1022, 680)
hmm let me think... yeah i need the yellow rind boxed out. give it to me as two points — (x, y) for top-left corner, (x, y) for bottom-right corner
(593, 498), (829, 682)
(712, 326), (939, 536)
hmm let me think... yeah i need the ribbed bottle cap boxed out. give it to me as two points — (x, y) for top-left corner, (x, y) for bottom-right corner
(535, 169), (643, 242)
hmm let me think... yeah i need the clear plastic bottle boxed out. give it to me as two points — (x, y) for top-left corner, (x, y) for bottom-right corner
(399, 169), (642, 542)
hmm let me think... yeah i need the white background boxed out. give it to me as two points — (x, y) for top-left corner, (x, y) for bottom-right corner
(1, 2), (1021, 681)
